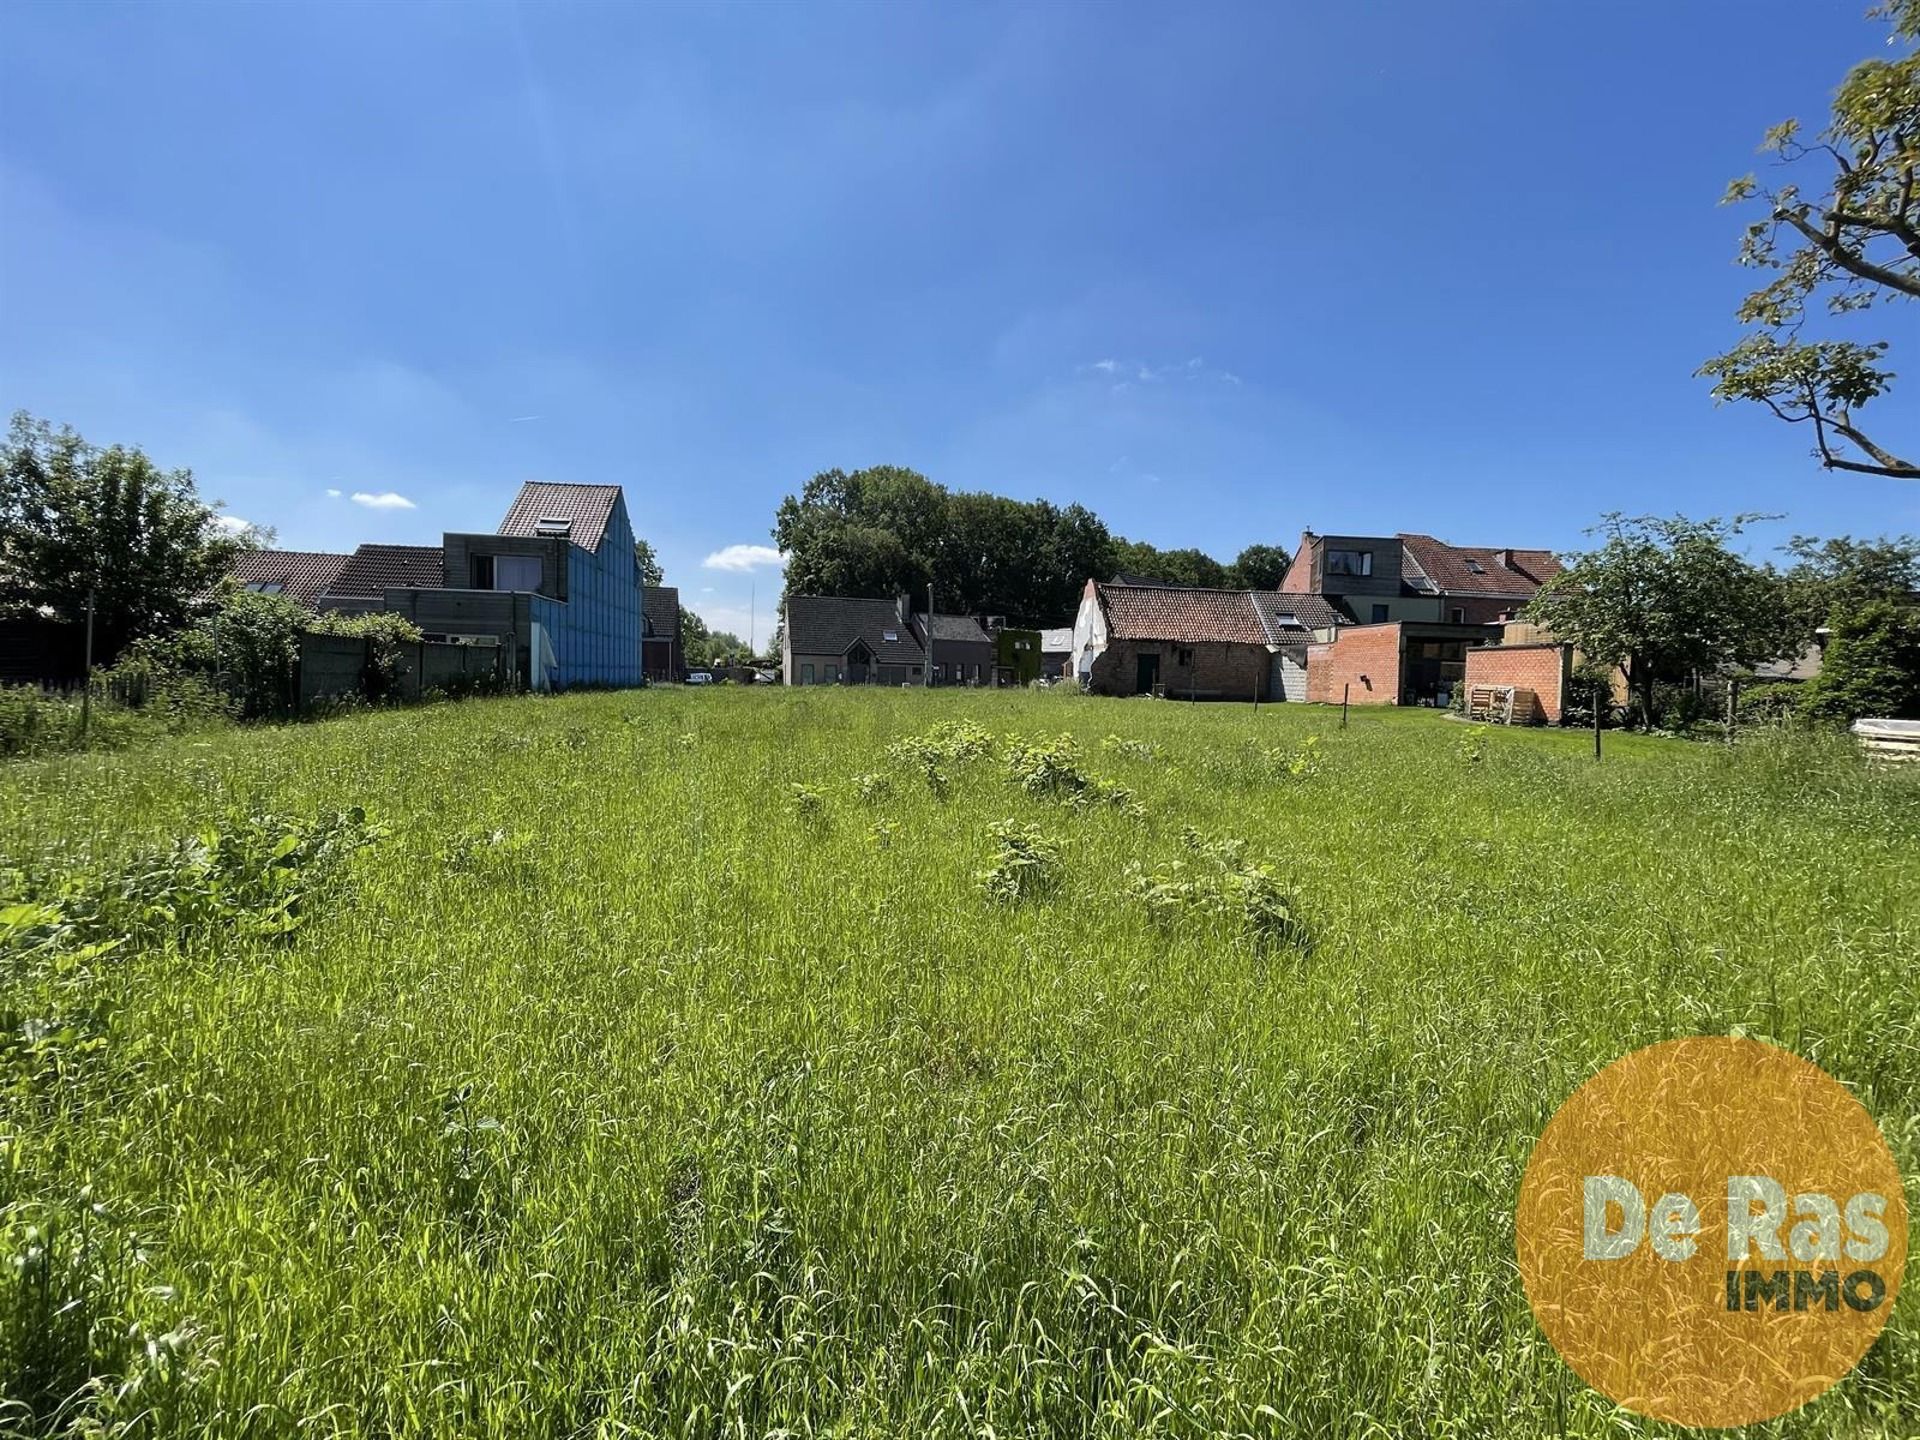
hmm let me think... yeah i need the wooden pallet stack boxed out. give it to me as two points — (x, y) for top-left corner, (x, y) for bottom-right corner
(1466, 683), (1536, 725)
(1852, 718), (1920, 764)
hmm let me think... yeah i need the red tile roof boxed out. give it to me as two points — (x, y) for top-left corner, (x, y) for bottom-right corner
(498, 482), (622, 551)
(1398, 533), (1561, 599)
(327, 544), (446, 597)
(228, 550), (349, 607)
(1099, 583), (1322, 645)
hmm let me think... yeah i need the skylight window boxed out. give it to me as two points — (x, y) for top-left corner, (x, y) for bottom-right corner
(1464, 560), (1485, 574)
(883, 629), (899, 641)
(533, 516), (573, 536)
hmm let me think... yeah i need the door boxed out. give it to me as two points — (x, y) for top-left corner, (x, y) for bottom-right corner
(1135, 652), (1160, 695)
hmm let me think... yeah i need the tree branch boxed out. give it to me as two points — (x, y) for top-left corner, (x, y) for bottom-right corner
(1822, 412), (1920, 477)
(1779, 206), (1920, 297)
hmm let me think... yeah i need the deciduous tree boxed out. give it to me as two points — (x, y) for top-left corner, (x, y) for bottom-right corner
(1525, 514), (1798, 727)
(1700, 1), (1919, 479)
(0, 412), (245, 660)
(633, 538), (664, 589)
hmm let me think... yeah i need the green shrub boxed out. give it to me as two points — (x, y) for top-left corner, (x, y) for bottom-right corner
(310, 610), (424, 702)
(976, 820), (1062, 905)
(1800, 600), (1920, 722)
(1736, 680), (1807, 726)
(0, 687), (78, 759)
(1127, 828), (1312, 955)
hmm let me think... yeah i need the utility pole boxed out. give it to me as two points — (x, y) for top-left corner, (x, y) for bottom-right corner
(749, 580), (755, 659)
(925, 579), (935, 688)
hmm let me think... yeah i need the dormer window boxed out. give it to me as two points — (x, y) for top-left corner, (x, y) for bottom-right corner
(1327, 548), (1373, 577)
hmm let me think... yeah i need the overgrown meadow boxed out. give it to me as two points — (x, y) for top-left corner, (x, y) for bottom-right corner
(1, 688), (1915, 1438)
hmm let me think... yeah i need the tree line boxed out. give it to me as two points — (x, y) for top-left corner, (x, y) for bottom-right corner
(773, 464), (1291, 625)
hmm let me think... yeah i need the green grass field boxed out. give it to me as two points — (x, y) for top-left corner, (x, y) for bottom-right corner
(2, 688), (1915, 1438)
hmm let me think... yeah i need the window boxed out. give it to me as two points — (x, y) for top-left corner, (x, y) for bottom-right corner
(1370, 604), (1389, 623)
(826, 664), (840, 683)
(1450, 607), (1466, 623)
(883, 629), (899, 642)
(1176, 647), (1193, 667)
(801, 664), (815, 684)
(472, 555), (494, 588)
(1327, 548), (1373, 577)
(1464, 559), (1485, 575)
(493, 554), (542, 591)
(243, 581), (283, 594)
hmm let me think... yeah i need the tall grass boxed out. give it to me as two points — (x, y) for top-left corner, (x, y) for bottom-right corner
(0, 690), (1914, 1438)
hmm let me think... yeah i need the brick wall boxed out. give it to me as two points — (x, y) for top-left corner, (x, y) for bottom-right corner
(1089, 639), (1270, 699)
(1304, 623), (1402, 704)
(1463, 643), (1570, 723)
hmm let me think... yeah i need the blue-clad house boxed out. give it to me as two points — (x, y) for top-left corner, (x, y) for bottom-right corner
(309, 481), (647, 690)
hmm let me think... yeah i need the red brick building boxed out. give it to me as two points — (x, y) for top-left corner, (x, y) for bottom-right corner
(1304, 619), (1505, 708)
(1070, 580), (1343, 699)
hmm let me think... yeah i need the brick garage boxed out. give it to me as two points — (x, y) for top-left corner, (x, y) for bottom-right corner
(1463, 643), (1571, 723)
(1305, 623), (1403, 704)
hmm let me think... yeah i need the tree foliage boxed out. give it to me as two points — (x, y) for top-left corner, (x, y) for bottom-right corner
(774, 464), (1289, 622)
(1802, 599), (1920, 719)
(678, 608), (749, 667)
(1778, 532), (1920, 629)
(1700, 2), (1920, 478)
(0, 412), (246, 661)
(1525, 514), (1798, 726)
(633, 538), (664, 589)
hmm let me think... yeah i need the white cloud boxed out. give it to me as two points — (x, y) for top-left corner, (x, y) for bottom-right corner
(325, 487), (343, 498)
(212, 514), (253, 535)
(1082, 356), (1243, 387)
(351, 490), (417, 510)
(702, 543), (785, 573)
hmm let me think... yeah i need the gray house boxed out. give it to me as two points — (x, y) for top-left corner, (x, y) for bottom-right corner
(781, 594), (999, 686)
(918, 612), (994, 686)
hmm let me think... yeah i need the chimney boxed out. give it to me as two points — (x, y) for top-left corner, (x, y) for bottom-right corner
(1496, 549), (1514, 569)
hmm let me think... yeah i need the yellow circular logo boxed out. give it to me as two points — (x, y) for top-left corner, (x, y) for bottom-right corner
(1516, 1036), (1907, 1427)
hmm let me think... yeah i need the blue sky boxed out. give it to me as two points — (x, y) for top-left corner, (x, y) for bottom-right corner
(3, 1), (1915, 637)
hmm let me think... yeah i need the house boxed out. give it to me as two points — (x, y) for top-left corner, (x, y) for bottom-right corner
(643, 585), (684, 681)
(233, 482), (645, 692)
(783, 595), (925, 685)
(781, 594), (998, 685)
(920, 612), (994, 686)
(229, 550), (350, 606)
(1069, 580), (1345, 699)
(1283, 530), (1561, 625)
(1039, 627), (1074, 681)
(995, 627), (1044, 686)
